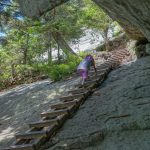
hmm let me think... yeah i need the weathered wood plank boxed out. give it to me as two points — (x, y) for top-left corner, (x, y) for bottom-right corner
(88, 76), (101, 81)
(28, 123), (60, 150)
(51, 100), (78, 110)
(59, 93), (85, 101)
(68, 88), (88, 94)
(89, 69), (109, 74)
(3, 144), (34, 150)
(16, 131), (47, 140)
(41, 109), (69, 118)
(114, 53), (125, 57)
(89, 72), (105, 78)
(100, 62), (112, 66)
(29, 119), (58, 128)
(107, 57), (119, 61)
(75, 79), (99, 88)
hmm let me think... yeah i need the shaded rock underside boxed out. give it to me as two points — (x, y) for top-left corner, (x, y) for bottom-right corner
(18, 0), (150, 41)
(40, 56), (150, 150)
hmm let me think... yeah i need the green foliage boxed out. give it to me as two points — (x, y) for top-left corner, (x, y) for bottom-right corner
(34, 55), (82, 81)
(79, 0), (112, 30)
(0, 0), (123, 90)
(0, 0), (85, 89)
(49, 64), (69, 81)
(0, 63), (38, 89)
(43, 0), (84, 40)
(78, 0), (122, 49)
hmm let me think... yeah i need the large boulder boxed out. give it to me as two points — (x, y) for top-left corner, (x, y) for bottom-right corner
(40, 56), (150, 150)
(93, 0), (149, 41)
(18, 0), (150, 41)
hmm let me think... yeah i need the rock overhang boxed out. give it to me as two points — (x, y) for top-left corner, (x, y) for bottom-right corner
(18, 0), (150, 42)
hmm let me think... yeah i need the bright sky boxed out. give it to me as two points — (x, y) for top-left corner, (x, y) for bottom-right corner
(0, 32), (6, 37)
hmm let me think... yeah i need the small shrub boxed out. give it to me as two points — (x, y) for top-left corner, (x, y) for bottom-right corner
(47, 54), (82, 81)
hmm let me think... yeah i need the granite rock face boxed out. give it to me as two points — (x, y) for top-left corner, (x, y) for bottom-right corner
(40, 56), (150, 150)
(93, 0), (148, 41)
(18, 0), (69, 18)
(18, 0), (150, 41)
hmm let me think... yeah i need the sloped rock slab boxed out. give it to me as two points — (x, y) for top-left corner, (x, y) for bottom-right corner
(41, 57), (150, 150)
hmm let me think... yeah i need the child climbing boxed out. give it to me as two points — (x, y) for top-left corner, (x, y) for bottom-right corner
(77, 54), (97, 85)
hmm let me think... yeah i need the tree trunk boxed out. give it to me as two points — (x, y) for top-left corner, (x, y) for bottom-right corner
(48, 45), (52, 64)
(47, 32), (52, 64)
(103, 27), (110, 51)
(23, 48), (27, 64)
(52, 31), (77, 56)
(23, 33), (29, 64)
(57, 44), (61, 63)
(11, 62), (15, 79)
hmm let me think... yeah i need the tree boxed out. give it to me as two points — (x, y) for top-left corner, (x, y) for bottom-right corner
(79, 0), (121, 51)
(42, 1), (84, 56)
(52, 31), (77, 56)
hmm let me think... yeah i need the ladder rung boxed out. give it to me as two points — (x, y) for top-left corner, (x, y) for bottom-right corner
(107, 57), (119, 61)
(89, 69), (108, 75)
(88, 76), (101, 81)
(103, 62), (114, 66)
(3, 144), (34, 150)
(41, 109), (69, 118)
(100, 62), (112, 66)
(85, 79), (101, 84)
(114, 53), (125, 57)
(107, 59), (119, 63)
(16, 131), (47, 140)
(88, 75), (105, 81)
(75, 80), (97, 88)
(91, 64), (110, 69)
(51, 100), (78, 110)
(60, 93), (84, 101)
(68, 88), (88, 94)
(83, 79), (98, 85)
(29, 119), (58, 128)
(89, 72), (105, 78)
(116, 51), (127, 55)
(112, 56), (123, 60)
(88, 72), (106, 80)
(110, 55), (123, 59)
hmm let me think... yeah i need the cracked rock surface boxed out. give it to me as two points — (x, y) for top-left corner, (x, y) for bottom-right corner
(41, 56), (150, 150)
